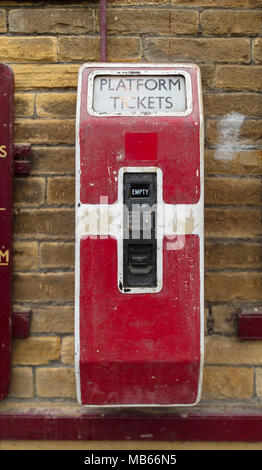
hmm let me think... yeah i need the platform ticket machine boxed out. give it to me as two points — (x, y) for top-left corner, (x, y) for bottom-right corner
(75, 63), (204, 407)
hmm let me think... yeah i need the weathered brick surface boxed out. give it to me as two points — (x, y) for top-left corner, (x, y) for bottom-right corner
(47, 177), (75, 206)
(201, 10), (262, 35)
(15, 119), (75, 145)
(30, 306), (74, 334)
(205, 178), (262, 206)
(13, 273), (74, 302)
(1, 0), (261, 409)
(13, 241), (38, 271)
(36, 368), (76, 398)
(0, 9), (6, 32)
(211, 304), (240, 335)
(14, 209), (74, 238)
(61, 336), (74, 365)
(9, 367), (34, 398)
(205, 242), (262, 269)
(205, 273), (262, 302)
(253, 38), (262, 63)
(12, 64), (79, 90)
(216, 66), (262, 91)
(15, 92), (35, 117)
(40, 242), (74, 268)
(205, 208), (262, 238)
(145, 38), (250, 63)
(202, 366), (254, 399)
(30, 147), (75, 175)
(205, 336), (262, 365)
(13, 337), (61, 365)
(206, 119), (262, 147)
(0, 36), (57, 62)
(58, 36), (142, 62)
(36, 93), (76, 118)
(172, 0), (262, 5)
(256, 369), (262, 397)
(205, 149), (262, 175)
(204, 93), (262, 118)
(14, 177), (45, 206)
(9, 8), (96, 34)
(106, 9), (199, 35)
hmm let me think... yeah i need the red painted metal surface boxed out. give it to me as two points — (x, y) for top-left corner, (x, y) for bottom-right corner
(239, 312), (262, 340)
(12, 311), (31, 339)
(0, 64), (14, 401)
(1, 411), (262, 441)
(77, 64), (203, 406)
(80, 236), (200, 405)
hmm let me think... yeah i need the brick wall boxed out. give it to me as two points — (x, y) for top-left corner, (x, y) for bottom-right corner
(0, 0), (261, 409)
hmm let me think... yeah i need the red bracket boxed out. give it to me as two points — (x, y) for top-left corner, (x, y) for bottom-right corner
(238, 312), (262, 340)
(0, 64), (31, 401)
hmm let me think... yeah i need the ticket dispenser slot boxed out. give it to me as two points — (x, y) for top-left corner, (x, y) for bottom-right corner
(123, 172), (157, 288)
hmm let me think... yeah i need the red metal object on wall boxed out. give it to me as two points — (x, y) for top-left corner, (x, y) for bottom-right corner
(0, 65), (31, 400)
(75, 63), (204, 406)
(0, 64), (14, 401)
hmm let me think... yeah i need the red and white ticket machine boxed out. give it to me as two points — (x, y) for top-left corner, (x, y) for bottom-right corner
(75, 63), (204, 407)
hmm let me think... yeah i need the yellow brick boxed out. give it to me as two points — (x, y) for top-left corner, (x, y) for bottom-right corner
(0, 10), (7, 33)
(106, 9), (199, 35)
(9, 367), (34, 398)
(30, 306), (74, 334)
(172, 0), (262, 5)
(202, 366), (254, 399)
(216, 65), (262, 91)
(14, 208), (74, 239)
(205, 148), (262, 175)
(61, 336), (74, 365)
(15, 118), (75, 145)
(108, 0), (169, 4)
(13, 273), (74, 303)
(205, 208), (262, 238)
(58, 36), (142, 62)
(30, 147), (75, 175)
(13, 241), (38, 271)
(14, 177), (45, 206)
(253, 38), (262, 64)
(206, 119), (262, 146)
(205, 177), (262, 206)
(205, 272), (262, 302)
(9, 8), (95, 34)
(205, 335), (262, 365)
(201, 10), (262, 35)
(12, 64), (79, 90)
(15, 93), (35, 117)
(211, 304), (241, 335)
(36, 368), (76, 398)
(47, 177), (74, 206)
(255, 368), (262, 397)
(0, 37), (57, 62)
(40, 242), (74, 269)
(144, 38), (250, 63)
(204, 93), (262, 118)
(205, 241), (262, 269)
(13, 337), (61, 365)
(200, 65), (216, 90)
(36, 92), (76, 118)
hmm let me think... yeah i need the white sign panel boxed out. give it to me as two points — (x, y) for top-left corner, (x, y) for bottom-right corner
(92, 75), (187, 115)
